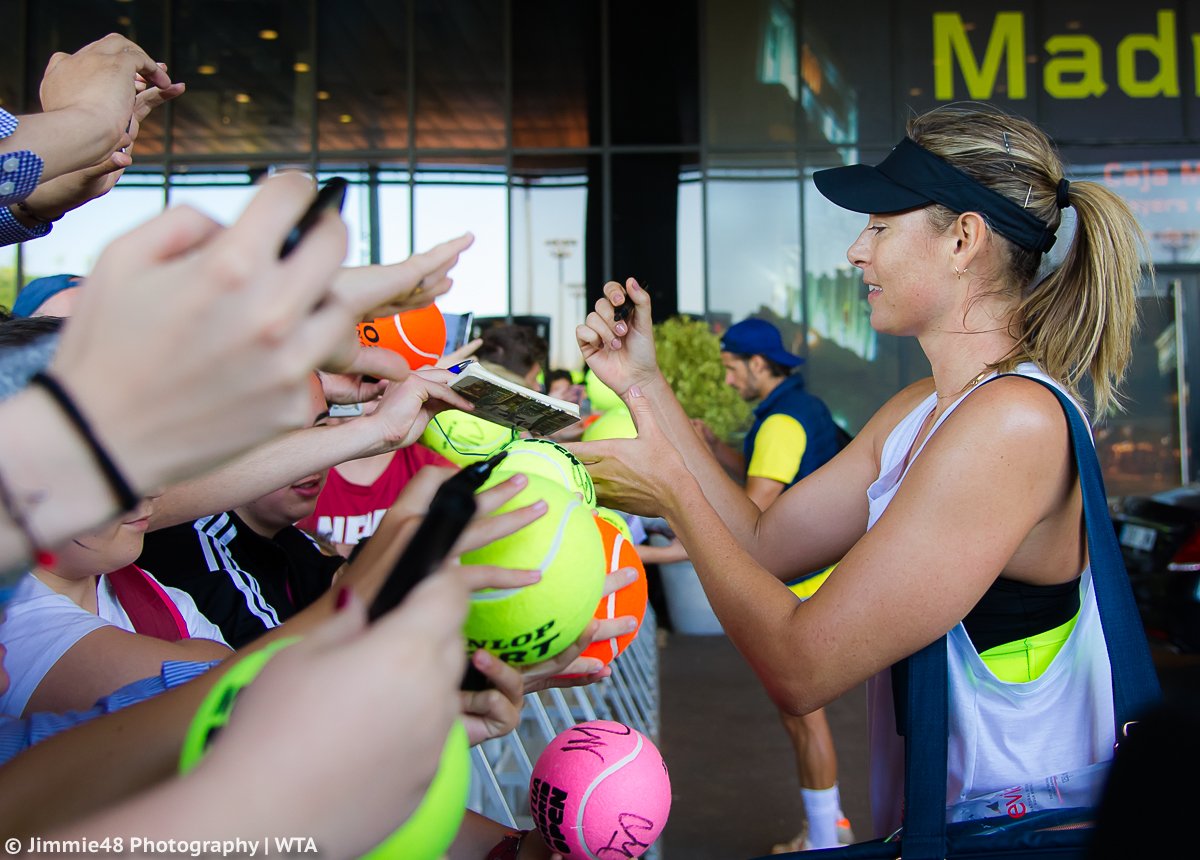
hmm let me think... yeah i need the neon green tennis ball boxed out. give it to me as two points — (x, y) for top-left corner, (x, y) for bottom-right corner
(363, 720), (470, 860)
(580, 406), (636, 441)
(494, 438), (596, 507)
(420, 409), (514, 466)
(462, 475), (606, 666)
(179, 638), (300, 774)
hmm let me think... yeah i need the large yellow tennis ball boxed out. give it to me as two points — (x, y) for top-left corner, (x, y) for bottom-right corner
(580, 406), (637, 441)
(420, 409), (514, 466)
(363, 720), (470, 860)
(494, 438), (596, 507)
(462, 475), (607, 666)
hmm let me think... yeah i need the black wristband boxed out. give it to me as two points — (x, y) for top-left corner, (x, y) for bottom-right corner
(31, 372), (140, 513)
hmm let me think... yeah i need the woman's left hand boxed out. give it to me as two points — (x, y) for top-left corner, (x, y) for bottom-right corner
(565, 386), (693, 518)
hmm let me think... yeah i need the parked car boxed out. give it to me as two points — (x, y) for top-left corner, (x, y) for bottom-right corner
(1110, 483), (1200, 653)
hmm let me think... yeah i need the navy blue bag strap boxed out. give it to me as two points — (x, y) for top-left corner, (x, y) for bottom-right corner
(1005, 378), (1160, 727)
(897, 375), (1161, 860)
(900, 637), (948, 859)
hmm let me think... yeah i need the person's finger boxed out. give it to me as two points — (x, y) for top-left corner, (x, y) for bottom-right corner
(472, 473), (529, 515)
(584, 309), (618, 352)
(81, 33), (170, 90)
(593, 614), (639, 644)
(467, 648), (524, 706)
(536, 665), (612, 691)
(436, 337), (482, 368)
(363, 276), (452, 316)
(353, 384), (390, 410)
(624, 276), (655, 335)
(600, 280), (627, 307)
(456, 563), (541, 593)
(414, 366), (454, 385)
(455, 500), (546, 554)
(132, 82), (185, 121)
(409, 274), (454, 306)
(413, 377), (474, 415)
(218, 171), (319, 268)
(560, 439), (608, 466)
(343, 345), (412, 384)
(407, 233), (474, 281)
(102, 36), (172, 89)
(96, 204), (222, 270)
(576, 322), (605, 359)
(274, 216), (349, 327)
(341, 233), (473, 316)
(78, 152), (127, 179)
(601, 565), (639, 598)
(518, 619), (611, 691)
(622, 384), (656, 435)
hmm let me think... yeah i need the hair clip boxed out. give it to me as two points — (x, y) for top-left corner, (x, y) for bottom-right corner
(1002, 131), (1017, 173)
(1023, 184), (1033, 209)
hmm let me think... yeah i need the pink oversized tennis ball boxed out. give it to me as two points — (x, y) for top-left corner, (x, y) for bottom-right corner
(529, 720), (671, 858)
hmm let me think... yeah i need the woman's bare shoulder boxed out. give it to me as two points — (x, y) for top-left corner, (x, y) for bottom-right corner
(955, 375), (1074, 437)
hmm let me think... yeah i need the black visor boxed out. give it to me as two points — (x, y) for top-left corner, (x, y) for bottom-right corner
(813, 138), (1056, 253)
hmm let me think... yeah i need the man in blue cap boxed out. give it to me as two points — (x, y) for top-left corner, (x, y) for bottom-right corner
(702, 317), (844, 504)
(696, 316), (853, 852)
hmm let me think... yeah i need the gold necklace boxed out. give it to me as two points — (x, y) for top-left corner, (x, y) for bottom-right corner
(935, 369), (990, 403)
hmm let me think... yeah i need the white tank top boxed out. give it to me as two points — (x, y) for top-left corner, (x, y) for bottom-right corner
(864, 363), (1115, 836)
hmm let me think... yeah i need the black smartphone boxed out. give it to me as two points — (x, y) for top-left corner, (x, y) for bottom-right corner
(279, 176), (349, 259)
(366, 451), (509, 690)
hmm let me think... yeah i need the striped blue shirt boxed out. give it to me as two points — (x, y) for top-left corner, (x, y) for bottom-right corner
(0, 660), (218, 766)
(0, 108), (51, 246)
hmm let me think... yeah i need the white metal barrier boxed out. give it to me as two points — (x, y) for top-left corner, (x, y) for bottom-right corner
(469, 606), (663, 859)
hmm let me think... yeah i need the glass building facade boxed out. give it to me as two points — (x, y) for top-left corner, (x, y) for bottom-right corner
(4, 0), (1198, 494)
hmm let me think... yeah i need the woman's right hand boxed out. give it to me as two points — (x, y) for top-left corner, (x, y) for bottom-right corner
(575, 277), (661, 397)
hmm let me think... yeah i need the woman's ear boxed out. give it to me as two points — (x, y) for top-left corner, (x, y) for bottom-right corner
(950, 211), (988, 273)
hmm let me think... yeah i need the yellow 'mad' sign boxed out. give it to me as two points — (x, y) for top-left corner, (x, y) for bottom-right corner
(934, 10), (1196, 100)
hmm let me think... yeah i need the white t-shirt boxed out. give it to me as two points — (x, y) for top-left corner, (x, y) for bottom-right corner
(865, 364), (1114, 836)
(0, 571), (227, 716)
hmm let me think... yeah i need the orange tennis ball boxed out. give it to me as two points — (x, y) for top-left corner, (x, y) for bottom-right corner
(358, 304), (447, 369)
(582, 516), (648, 666)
